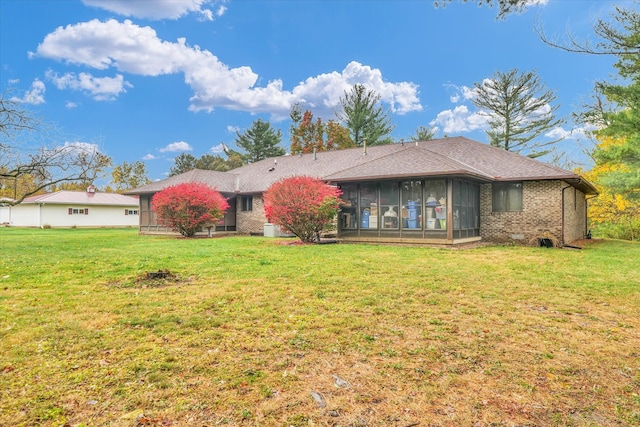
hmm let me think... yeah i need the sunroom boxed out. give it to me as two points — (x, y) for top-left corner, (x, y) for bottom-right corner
(336, 177), (482, 244)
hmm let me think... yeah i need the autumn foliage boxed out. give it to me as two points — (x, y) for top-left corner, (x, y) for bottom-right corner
(152, 182), (229, 237)
(577, 135), (640, 240)
(290, 108), (354, 154)
(263, 176), (342, 243)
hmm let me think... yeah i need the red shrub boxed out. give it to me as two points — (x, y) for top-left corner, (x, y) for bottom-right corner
(263, 176), (341, 243)
(152, 182), (229, 237)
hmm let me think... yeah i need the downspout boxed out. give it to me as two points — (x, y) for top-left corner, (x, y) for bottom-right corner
(585, 193), (599, 238)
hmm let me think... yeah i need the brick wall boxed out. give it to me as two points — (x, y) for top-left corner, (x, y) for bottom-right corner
(480, 180), (582, 244)
(236, 194), (268, 234)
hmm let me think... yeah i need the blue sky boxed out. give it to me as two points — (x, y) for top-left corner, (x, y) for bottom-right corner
(0, 0), (624, 181)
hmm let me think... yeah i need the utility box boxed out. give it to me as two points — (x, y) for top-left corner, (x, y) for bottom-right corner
(263, 223), (293, 237)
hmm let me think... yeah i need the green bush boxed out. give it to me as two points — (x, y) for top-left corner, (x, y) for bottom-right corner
(591, 219), (640, 241)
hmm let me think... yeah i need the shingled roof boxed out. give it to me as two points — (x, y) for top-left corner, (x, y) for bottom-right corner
(127, 137), (597, 196)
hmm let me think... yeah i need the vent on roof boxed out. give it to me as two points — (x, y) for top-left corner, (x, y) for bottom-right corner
(87, 185), (96, 194)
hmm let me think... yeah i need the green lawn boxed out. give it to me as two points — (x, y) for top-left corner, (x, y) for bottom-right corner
(0, 228), (639, 426)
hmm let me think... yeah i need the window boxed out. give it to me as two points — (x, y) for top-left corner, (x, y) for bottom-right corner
(125, 209), (139, 215)
(68, 208), (89, 215)
(380, 182), (399, 229)
(359, 183), (378, 229)
(401, 180), (422, 230)
(453, 180), (480, 239)
(425, 179), (447, 231)
(339, 184), (357, 229)
(492, 182), (523, 212)
(241, 195), (253, 212)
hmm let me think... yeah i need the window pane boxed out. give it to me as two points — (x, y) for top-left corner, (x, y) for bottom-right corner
(339, 184), (358, 229)
(401, 180), (422, 229)
(507, 183), (523, 211)
(380, 182), (399, 229)
(242, 195), (253, 212)
(425, 179), (446, 230)
(359, 183), (378, 229)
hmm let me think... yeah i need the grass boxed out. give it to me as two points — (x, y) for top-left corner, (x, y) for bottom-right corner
(0, 228), (639, 426)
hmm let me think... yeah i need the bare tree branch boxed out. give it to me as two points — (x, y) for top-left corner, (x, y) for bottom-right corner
(0, 92), (112, 204)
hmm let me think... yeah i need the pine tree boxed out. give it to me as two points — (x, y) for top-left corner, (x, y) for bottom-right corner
(472, 69), (564, 158)
(336, 84), (395, 147)
(235, 119), (285, 163)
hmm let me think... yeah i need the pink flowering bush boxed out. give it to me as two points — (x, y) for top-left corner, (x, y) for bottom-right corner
(152, 182), (229, 237)
(263, 176), (342, 243)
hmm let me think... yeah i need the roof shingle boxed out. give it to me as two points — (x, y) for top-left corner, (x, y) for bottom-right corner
(126, 137), (597, 196)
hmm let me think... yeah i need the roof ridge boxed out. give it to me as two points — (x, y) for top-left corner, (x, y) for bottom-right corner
(412, 144), (494, 179)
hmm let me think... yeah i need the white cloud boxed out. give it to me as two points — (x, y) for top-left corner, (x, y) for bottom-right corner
(210, 143), (225, 154)
(526, 0), (549, 6)
(446, 83), (476, 104)
(215, 5), (227, 17)
(159, 141), (192, 152)
(545, 125), (595, 141)
(430, 105), (488, 134)
(226, 125), (239, 133)
(10, 79), (46, 105)
(46, 70), (132, 101)
(33, 19), (421, 120)
(65, 101), (79, 108)
(142, 153), (157, 160)
(81, 0), (225, 21)
(291, 61), (422, 118)
(59, 141), (101, 155)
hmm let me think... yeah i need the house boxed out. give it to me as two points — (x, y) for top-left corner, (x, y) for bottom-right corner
(1, 187), (140, 228)
(126, 137), (597, 245)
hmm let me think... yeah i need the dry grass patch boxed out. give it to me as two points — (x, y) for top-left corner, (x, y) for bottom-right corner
(0, 228), (639, 426)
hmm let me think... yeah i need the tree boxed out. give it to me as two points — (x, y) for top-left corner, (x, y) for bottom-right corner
(289, 105), (354, 154)
(169, 153), (197, 177)
(221, 148), (245, 170)
(409, 125), (437, 142)
(577, 135), (640, 240)
(151, 182), (229, 238)
(536, 4), (640, 57)
(336, 84), (395, 147)
(536, 2), (640, 201)
(325, 119), (355, 150)
(434, 0), (532, 20)
(169, 150), (245, 177)
(111, 161), (151, 193)
(290, 109), (325, 154)
(235, 119), (285, 163)
(0, 171), (43, 199)
(263, 176), (342, 243)
(543, 4), (640, 199)
(52, 181), (95, 192)
(471, 68), (564, 158)
(0, 93), (112, 204)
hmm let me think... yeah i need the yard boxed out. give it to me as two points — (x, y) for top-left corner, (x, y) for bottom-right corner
(0, 228), (639, 426)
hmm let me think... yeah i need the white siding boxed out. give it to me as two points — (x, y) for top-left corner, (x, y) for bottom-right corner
(5, 204), (139, 227)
